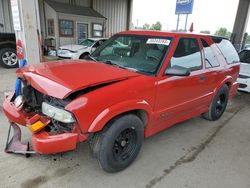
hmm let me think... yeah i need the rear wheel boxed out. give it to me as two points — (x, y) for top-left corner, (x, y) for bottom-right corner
(90, 114), (144, 173)
(202, 84), (229, 121)
(0, 48), (18, 68)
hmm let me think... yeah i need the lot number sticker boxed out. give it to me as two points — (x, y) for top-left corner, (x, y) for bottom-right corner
(146, 38), (170, 46)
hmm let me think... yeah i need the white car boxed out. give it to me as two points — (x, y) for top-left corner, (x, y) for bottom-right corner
(57, 38), (107, 59)
(238, 49), (250, 92)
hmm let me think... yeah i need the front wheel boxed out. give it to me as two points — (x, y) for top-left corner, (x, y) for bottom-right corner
(79, 53), (89, 59)
(202, 84), (229, 121)
(90, 114), (144, 173)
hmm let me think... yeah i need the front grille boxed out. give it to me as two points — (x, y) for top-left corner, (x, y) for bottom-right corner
(239, 74), (250, 79)
(239, 83), (247, 88)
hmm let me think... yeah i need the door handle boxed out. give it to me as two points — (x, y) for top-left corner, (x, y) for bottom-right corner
(200, 74), (206, 81)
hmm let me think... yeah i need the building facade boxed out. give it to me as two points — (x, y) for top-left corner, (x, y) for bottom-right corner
(0, 0), (133, 49)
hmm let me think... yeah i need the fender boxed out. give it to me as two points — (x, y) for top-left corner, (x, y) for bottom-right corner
(0, 41), (16, 47)
(88, 99), (153, 133)
(212, 75), (233, 95)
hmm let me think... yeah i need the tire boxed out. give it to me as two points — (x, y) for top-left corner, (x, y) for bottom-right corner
(202, 84), (229, 121)
(0, 47), (18, 68)
(79, 53), (89, 59)
(90, 114), (144, 173)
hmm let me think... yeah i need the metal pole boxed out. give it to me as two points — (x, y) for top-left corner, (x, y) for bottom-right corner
(241, 32), (248, 50)
(176, 14), (180, 31)
(184, 14), (189, 32)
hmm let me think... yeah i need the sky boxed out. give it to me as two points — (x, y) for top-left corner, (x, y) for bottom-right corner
(132, 0), (249, 34)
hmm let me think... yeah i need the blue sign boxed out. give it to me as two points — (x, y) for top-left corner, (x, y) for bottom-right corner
(175, 0), (194, 14)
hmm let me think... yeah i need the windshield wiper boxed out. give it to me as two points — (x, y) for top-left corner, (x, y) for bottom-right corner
(103, 60), (125, 69)
(123, 67), (139, 72)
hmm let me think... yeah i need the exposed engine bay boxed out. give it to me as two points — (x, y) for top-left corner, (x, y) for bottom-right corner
(20, 81), (74, 134)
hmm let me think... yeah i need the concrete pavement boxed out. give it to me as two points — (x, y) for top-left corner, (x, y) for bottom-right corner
(0, 66), (249, 188)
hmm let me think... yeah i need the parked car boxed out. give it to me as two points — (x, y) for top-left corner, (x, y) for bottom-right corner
(238, 49), (250, 92)
(3, 31), (240, 173)
(243, 44), (250, 49)
(57, 38), (107, 59)
(0, 33), (18, 68)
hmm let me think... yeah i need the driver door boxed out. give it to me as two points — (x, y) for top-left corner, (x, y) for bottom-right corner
(154, 37), (209, 127)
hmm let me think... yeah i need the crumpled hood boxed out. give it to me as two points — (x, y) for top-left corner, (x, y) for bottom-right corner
(16, 60), (139, 99)
(59, 44), (88, 51)
(240, 63), (250, 75)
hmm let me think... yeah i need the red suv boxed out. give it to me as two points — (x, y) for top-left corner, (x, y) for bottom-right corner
(3, 31), (240, 172)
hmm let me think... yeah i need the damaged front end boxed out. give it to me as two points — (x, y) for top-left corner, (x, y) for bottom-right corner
(3, 80), (86, 155)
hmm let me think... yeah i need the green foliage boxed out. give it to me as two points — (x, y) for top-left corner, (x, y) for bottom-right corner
(142, 23), (150, 30)
(133, 21), (162, 31)
(150, 21), (162, 31)
(215, 27), (231, 38)
(246, 35), (250, 44)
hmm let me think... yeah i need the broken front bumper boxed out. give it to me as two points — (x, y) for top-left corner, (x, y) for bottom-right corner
(3, 93), (84, 154)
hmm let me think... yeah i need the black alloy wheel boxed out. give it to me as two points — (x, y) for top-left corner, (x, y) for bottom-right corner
(202, 84), (229, 121)
(90, 114), (144, 173)
(112, 128), (138, 162)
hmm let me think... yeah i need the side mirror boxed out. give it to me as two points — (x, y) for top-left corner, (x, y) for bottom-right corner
(165, 65), (191, 76)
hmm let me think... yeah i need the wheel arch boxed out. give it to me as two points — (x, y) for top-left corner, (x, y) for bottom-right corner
(87, 101), (152, 133)
(213, 76), (233, 95)
(79, 52), (90, 59)
(0, 42), (16, 50)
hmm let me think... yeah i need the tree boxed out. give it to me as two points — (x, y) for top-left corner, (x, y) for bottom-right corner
(215, 27), (231, 38)
(142, 23), (150, 30)
(247, 35), (250, 44)
(150, 21), (162, 31)
(200, 30), (211, 34)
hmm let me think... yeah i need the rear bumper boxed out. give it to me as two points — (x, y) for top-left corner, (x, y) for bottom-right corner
(3, 92), (85, 154)
(237, 78), (250, 93)
(229, 82), (240, 99)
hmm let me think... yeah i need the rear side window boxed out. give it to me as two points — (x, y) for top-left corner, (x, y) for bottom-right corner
(212, 38), (239, 64)
(169, 38), (202, 71)
(201, 39), (220, 68)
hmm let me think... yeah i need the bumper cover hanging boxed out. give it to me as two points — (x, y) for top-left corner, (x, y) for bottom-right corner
(5, 123), (35, 156)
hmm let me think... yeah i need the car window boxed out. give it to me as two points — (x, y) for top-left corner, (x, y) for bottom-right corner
(93, 41), (101, 48)
(212, 38), (239, 64)
(169, 38), (202, 71)
(201, 39), (220, 68)
(80, 39), (95, 47)
(238, 50), (250, 64)
(91, 35), (172, 75)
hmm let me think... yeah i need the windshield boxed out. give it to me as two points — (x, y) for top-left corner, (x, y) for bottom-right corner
(239, 50), (250, 64)
(79, 39), (95, 47)
(91, 35), (172, 74)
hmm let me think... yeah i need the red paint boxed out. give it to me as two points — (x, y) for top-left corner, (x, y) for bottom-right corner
(32, 131), (79, 154)
(3, 31), (240, 154)
(16, 39), (23, 60)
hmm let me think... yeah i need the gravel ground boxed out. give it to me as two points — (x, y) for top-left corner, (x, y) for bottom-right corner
(0, 66), (249, 188)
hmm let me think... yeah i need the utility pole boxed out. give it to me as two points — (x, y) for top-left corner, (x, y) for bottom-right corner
(176, 14), (180, 31)
(184, 14), (189, 31)
(10, 0), (42, 65)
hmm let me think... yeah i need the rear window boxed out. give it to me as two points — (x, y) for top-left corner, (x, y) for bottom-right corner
(212, 38), (239, 64)
(201, 39), (220, 68)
